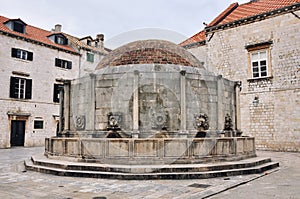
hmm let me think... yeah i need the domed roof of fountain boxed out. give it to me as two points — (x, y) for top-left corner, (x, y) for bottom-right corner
(95, 39), (204, 69)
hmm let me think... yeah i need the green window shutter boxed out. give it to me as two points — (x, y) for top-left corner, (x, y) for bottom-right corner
(87, 52), (94, 63)
(90, 53), (94, 63)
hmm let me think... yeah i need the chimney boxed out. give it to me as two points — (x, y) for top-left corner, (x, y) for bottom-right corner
(54, 24), (62, 33)
(96, 34), (104, 41)
(96, 34), (104, 48)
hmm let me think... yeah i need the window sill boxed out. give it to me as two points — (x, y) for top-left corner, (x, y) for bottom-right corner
(12, 58), (31, 63)
(247, 76), (273, 82)
(9, 98), (31, 101)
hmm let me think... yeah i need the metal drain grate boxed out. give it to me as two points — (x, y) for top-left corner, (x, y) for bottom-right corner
(188, 183), (211, 188)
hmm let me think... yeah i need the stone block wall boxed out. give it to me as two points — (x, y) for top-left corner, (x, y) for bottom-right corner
(68, 64), (237, 136)
(45, 137), (256, 164)
(187, 10), (300, 151)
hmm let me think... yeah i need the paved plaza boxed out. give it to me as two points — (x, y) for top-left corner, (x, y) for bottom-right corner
(0, 147), (299, 199)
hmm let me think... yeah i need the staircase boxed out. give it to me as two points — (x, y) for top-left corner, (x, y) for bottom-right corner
(25, 155), (279, 180)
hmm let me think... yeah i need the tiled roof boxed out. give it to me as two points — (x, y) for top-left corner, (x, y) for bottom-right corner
(0, 15), (77, 54)
(180, 30), (206, 47)
(65, 34), (109, 55)
(215, 0), (300, 25)
(181, 0), (300, 47)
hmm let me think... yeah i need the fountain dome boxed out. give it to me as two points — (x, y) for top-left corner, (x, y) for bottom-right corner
(96, 39), (204, 69)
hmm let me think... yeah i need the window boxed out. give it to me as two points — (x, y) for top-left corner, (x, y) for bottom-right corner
(55, 35), (67, 45)
(53, 84), (62, 103)
(34, 120), (44, 129)
(87, 40), (91, 46)
(10, 76), (32, 99)
(13, 21), (25, 33)
(4, 19), (26, 34)
(250, 50), (268, 78)
(87, 52), (94, 63)
(11, 48), (33, 61)
(48, 34), (68, 45)
(55, 58), (72, 69)
(246, 41), (272, 79)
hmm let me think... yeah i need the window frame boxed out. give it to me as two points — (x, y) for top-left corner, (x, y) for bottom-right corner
(250, 50), (268, 78)
(34, 120), (44, 129)
(246, 42), (272, 80)
(86, 52), (94, 63)
(10, 76), (32, 100)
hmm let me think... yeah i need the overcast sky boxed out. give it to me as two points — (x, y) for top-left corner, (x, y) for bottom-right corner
(0, 0), (249, 48)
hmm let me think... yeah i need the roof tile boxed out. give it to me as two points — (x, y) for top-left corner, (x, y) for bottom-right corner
(181, 0), (300, 46)
(0, 15), (77, 53)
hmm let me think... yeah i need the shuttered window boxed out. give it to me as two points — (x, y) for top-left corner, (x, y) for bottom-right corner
(87, 52), (94, 63)
(11, 48), (33, 61)
(55, 58), (72, 69)
(10, 76), (32, 99)
(53, 84), (62, 103)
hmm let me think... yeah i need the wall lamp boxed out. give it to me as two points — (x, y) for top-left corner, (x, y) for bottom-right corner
(253, 96), (259, 107)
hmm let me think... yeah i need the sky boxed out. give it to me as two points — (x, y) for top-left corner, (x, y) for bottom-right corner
(0, 0), (249, 49)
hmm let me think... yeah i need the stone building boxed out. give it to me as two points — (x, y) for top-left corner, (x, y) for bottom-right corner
(0, 15), (108, 148)
(181, 0), (300, 151)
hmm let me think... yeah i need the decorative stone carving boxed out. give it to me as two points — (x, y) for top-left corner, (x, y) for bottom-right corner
(107, 112), (122, 130)
(224, 114), (233, 131)
(75, 115), (85, 130)
(150, 107), (168, 130)
(194, 113), (209, 132)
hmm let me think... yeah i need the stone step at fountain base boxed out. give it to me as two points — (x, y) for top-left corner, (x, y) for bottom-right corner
(25, 156), (279, 180)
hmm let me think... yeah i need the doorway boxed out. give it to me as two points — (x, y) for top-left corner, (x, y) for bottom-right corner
(10, 120), (25, 146)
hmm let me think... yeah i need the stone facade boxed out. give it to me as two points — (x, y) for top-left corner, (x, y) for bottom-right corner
(0, 17), (108, 148)
(186, 9), (300, 151)
(0, 33), (79, 148)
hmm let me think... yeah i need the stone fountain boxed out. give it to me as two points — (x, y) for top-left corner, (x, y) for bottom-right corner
(25, 40), (278, 179)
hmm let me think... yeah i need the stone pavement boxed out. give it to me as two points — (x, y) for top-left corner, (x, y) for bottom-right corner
(0, 147), (299, 199)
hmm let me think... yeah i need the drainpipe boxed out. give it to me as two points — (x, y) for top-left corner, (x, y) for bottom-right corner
(78, 47), (82, 78)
